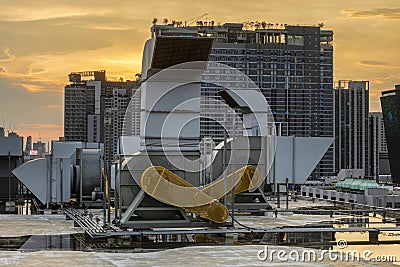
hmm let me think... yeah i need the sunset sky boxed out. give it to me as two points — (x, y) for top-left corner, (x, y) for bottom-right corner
(0, 0), (399, 142)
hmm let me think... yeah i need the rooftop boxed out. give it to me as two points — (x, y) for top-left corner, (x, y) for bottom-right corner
(151, 22), (333, 45)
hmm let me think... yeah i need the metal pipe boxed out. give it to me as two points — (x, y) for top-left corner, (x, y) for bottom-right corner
(60, 158), (63, 208)
(46, 154), (51, 210)
(107, 121), (112, 225)
(286, 177), (289, 210)
(223, 113), (227, 207)
(231, 111), (236, 227)
(8, 151), (11, 203)
(276, 183), (280, 208)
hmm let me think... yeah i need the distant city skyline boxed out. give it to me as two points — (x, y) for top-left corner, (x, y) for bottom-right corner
(1, 0), (400, 142)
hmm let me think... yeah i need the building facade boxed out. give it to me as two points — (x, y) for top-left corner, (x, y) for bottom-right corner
(380, 85), (400, 184)
(369, 112), (390, 178)
(64, 70), (138, 160)
(334, 80), (370, 176)
(151, 22), (334, 178)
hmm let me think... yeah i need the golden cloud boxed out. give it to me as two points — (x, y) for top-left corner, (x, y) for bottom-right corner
(358, 60), (399, 69)
(343, 8), (400, 19)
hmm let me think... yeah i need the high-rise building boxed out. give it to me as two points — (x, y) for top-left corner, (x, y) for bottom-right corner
(334, 80), (369, 176)
(380, 85), (400, 184)
(64, 71), (104, 142)
(369, 112), (390, 178)
(150, 22), (334, 178)
(64, 70), (138, 160)
(103, 88), (135, 160)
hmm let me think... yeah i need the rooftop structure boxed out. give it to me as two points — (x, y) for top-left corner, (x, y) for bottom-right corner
(0, 134), (23, 199)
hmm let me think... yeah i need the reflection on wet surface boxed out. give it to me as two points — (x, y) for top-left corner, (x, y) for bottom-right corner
(0, 214), (396, 254)
(0, 201), (399, 265)
(0, 233), (209, 253)
(0, 201), (32, 215)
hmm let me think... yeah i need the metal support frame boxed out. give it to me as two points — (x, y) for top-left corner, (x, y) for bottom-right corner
(118, 187), (191, 227)
(120, 190), (145, 224)
(227, 186), (271, 212)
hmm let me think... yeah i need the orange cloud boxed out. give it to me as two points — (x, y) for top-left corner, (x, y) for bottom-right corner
(19, 123), (63, 129)
(0, 69), (64, 93)
(0, 7), (112, 22)
(20, 83), (49, 93)
(40, 105), (63, 110)
(343, 8), (400, 19)
(358, 60), (400, 69)
(0, 47), (15, 62)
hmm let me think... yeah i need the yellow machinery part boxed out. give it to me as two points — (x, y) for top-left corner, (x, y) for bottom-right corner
(140, 165), (262, 223)
(201, 165), (262, 198)
(141, 166), (228, 223)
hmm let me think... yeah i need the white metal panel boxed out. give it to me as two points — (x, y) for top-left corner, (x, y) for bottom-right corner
(119, 136), (140, 155)
(12, 158), (48, 204)
(274, 136), (333, 184)
(141, 38), (155, 80)
(52, 141), (82, 160)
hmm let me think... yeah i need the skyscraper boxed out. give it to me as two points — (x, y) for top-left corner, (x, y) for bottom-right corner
(64, 71), (101, 142)
(150, 22), (334, 178)
(64, 70), (138, 160)
(369, 112), (390, 178)
(334, 80), (369, 176)
(381, 85), (400, 184)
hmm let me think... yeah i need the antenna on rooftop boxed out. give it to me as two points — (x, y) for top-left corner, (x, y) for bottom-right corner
(8, 120), (15, 133)
(184, 13), (208, 27)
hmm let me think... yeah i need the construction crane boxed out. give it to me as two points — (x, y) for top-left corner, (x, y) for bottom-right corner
(184, 13), (208, 27)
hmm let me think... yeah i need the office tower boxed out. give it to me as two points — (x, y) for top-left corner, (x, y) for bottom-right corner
(64, 70), (138, 160)
(334, 80), (369, 176)
(380, 85), (400, 184)
(150, 22), (334, 178)
(64, 71), (100, 142)
(369, 112), (390, 178)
